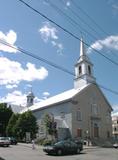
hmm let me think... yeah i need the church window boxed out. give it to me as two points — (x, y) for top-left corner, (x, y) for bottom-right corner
(79, 66), (82, 75)
(39, 120), (44, 134)
(94, 123), (99, 138)
(107, 131), (110, 138)
(106, 111), (111, 123)
(77, 128), (82, 137)
(88, 65), (91, 75)
(114, 127), (117, 131)
(77, 110), (82, 121)
(92, 104), (98, 115)
(60, 112), (65, 119)
(30, 98), (33, 103)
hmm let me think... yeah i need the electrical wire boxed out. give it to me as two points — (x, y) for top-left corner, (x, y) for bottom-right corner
(0, 0), (115, 97)
(71, 0), (118, 61)
(71, 0), (109, 36)
(45, 0), (99, 41)
(59, 0), (102, 38)
(48, 0), (118, 61)
(0, 39), (74, 76)
(0, 38), (118, 96)
(17, 0), (118, 67)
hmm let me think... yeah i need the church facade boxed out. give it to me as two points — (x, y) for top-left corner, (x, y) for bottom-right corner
(22, 39), (112, 145)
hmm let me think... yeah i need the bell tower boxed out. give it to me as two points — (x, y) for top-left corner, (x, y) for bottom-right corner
(26, 91), (35, 107)
(74, 38), (96, 89)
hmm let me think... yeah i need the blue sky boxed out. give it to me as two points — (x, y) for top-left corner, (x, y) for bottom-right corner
(0, 0), (118, 114)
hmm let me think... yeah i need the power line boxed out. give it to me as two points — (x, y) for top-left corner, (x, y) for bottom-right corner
(71, 0), (118, 61)
(59, 0), (102, 38)
(71, 0), (109, 36)
(0, 39), (74, 76)
(49, 0), (118, 62)
(17, 0), (118, 67)
(3, 0), (116, 96)
(1, 37), (118, 96)
(45, 0), (99, 41)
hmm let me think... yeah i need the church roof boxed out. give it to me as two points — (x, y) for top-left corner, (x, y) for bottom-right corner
(21, 84), (89, 113)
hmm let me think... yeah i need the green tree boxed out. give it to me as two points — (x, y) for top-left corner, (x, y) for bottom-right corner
(43, 113), (57, 138)
(6, 113), (19, 137)
(0, 103), (13, 136)
(15, 111), (38, 140)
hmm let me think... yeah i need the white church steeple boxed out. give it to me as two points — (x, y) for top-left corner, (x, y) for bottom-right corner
(74, 38), (96, 89)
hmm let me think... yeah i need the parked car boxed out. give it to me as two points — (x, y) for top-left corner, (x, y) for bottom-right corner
(8, 137), (17, 145)
(113, 143), (118, 149)
(0, 137), (10, 147)
(43, 139), (83, 155)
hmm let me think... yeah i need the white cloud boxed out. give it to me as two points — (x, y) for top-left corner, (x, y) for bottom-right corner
(26, 84), (32, 89)
(112, 104), (118, 113)
(66, 1), (71, 7)
(39, 22), (64, 54)
(51, 41), (63, 55)
(43, 0), (49, 5)
(39, 22), (58, 42)
(0, 90), (43, 107)
(111, 104), (118, 116)
(0, 30), (17, 53)
(88, 35), (118, 53)
(0, 57), (48, 86)
(43, 91), (50, 99)
(112, 4), (118, 10)
(0, 90), (27, 106)
(6, 84), (18, 89)
(107, 0), (118, 15)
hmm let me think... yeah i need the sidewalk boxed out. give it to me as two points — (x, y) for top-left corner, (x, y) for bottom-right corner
(18, 142), (43, 150)
(83, 145), (99, 149)
(19, 142), (99, 150)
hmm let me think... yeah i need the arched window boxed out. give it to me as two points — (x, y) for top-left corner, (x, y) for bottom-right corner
(77, 110), (82, 121)
(91, 104), (98, 115)
(88, 65), (91, 75)
(94, 123), (99, 137)
(30, 98), (33, 103)
(79, 66), (82, 75)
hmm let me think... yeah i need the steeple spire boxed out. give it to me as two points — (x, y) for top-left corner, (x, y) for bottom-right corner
(74, 38), (96, 89)
(78, 38), (90, 63)
(80, 38), (85, 57)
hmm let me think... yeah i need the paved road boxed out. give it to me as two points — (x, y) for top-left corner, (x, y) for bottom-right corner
(0, 143), (118, 160)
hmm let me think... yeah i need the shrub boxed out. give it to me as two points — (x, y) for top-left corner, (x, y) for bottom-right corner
(35, 137), (46, 145)
(42, 139), (53, 146)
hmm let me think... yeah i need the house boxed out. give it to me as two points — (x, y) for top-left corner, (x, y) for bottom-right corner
(21, 38), (113, 145)
(112, 115), (118, 142)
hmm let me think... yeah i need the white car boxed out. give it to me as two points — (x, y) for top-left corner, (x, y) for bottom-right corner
(113, 143), (118, 149)
(0, 137), (10, 147)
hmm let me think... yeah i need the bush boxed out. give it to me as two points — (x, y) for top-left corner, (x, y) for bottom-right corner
(35, 137), (55, 146)
(35, 137), (46, 145)
(42, 139), (54, 146)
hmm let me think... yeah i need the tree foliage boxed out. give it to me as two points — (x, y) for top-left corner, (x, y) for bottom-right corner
(15, 111), (38, 140)
(6, 113), (19, 136)
(43, 113), (57, 138)
(0, 103), (13, 136)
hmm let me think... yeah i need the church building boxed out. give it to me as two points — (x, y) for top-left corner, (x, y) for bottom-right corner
(22, 39), (112, 145)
